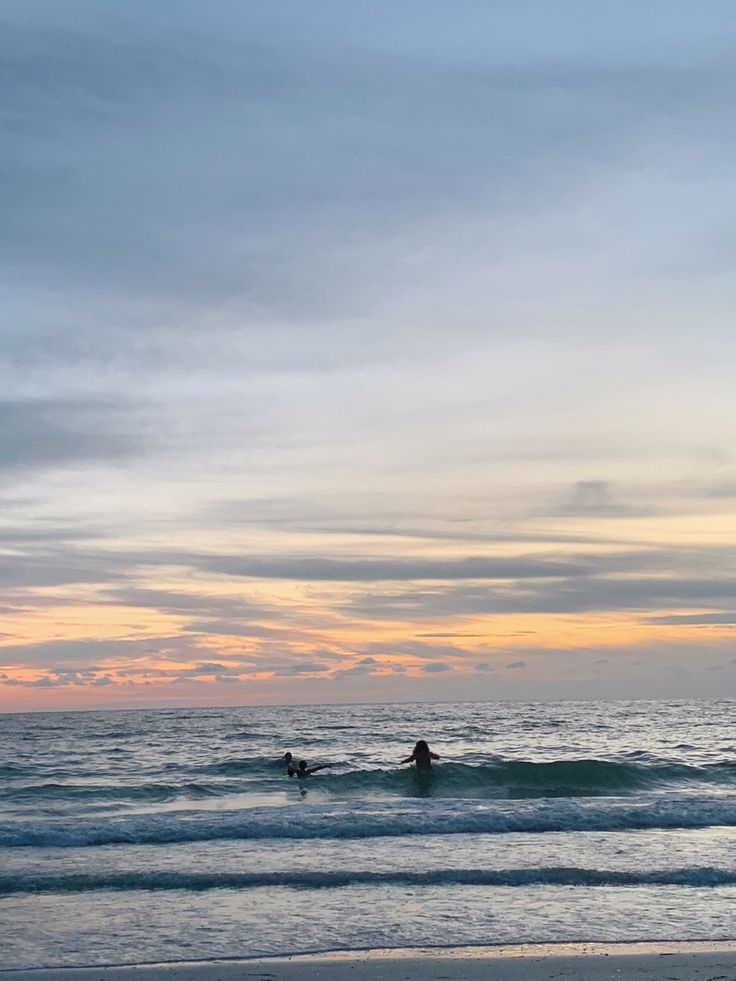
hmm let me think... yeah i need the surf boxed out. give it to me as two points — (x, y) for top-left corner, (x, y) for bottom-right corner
(4, 793), (736, 848)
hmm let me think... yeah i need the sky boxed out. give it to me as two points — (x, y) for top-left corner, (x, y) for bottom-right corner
(2, 0), (735, 711)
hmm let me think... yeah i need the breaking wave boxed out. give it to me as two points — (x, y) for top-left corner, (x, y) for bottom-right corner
(4, 793), (736, 848)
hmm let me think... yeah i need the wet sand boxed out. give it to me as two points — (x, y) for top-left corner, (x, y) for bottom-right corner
(5, 942), (736, 981)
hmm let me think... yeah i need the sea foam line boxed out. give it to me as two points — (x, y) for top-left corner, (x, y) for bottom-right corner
(3, 794), (736, 848)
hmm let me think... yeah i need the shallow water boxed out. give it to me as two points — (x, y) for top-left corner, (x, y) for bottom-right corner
(1, 700), (735, 968)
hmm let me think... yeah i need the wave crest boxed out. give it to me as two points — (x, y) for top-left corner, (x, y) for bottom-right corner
(4, 794), (736, 848)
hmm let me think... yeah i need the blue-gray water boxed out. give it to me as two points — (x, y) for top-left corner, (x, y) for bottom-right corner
(2, 700), (736, 969)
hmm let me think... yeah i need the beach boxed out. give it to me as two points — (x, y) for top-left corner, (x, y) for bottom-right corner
(5, 944), (736, 981)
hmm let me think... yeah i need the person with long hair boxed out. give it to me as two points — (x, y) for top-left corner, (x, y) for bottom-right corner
(400, 740), (439, 770)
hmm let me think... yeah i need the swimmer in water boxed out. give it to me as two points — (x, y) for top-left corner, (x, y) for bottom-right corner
(288, 759), (333, 779)
(400, 739), (439, 770)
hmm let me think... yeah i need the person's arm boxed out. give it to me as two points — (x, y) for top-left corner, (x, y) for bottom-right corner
(288, 767), (297, 777)
(400, 754), (415, 764)
(306, 763), (332, 774)
(430, 752), (440, 760)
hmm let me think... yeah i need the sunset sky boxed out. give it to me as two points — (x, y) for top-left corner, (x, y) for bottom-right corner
(2, 0), (735, 711)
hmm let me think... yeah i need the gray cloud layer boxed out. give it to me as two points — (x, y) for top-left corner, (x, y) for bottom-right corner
(0, 398), (141, 475)
(4, 1), (736, 359)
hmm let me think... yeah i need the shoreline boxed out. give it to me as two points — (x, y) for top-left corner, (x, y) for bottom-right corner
(5, 941), (736, 980)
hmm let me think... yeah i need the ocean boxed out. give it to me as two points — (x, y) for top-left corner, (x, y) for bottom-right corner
(1, 699), (735, 970)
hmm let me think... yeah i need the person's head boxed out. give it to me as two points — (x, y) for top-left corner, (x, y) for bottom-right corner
(414, 740), (429, 753)
(298, 760), (308, 771)
(283, 752), (293, 764)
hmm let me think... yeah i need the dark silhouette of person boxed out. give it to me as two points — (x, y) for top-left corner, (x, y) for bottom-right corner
(400, 740), (440, 770)
(288, 759), (332, 779)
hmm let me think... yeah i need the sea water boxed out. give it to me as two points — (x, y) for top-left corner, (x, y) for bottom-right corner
(1, 700), (735, 969)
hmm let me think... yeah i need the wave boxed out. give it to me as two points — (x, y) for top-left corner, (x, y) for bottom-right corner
(0, 763), (36, 778)
(190, 758), (265, 776)
(0, 780), (243, 804)
(322, 759), (736, 798)
(4, 794), (736, 848)
(8, 757), (733, 803)
(3, 866), (736, 896)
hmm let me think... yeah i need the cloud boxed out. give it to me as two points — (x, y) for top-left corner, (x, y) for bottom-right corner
(2, 666), (115, 688)
(101, 588), (288, 624)
(331, 657), (382, 680)
(270, 661), (330, 676)
(707, 479), (736, 498)
(506, 660), (527, 669)
(555, 480), (646, 517)
(362, 641), (472, 662)
(647, 612), (736, 625)
(4, 676), (57, 688)
(0, 552), (125, 590)
(204, 554), (590, 582)
(172, 664), (252, 684)
(0, 398), (142, 476)
(183, 621), (291, 639)
(0, 636), (206, 669)
(174, 662), (248, 679)
(0, 525), (105, 546)
(342, 572), (736, 619)
(204, 499), (608, 545)
(4, 0), (735, 365)
(421, 662), (451, 673)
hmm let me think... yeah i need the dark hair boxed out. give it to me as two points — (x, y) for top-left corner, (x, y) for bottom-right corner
(414, 740), (429, 753)
(299, 760), (308, 769)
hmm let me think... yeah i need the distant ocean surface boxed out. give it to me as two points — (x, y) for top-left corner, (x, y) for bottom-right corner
(2, 700), (736, 969)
